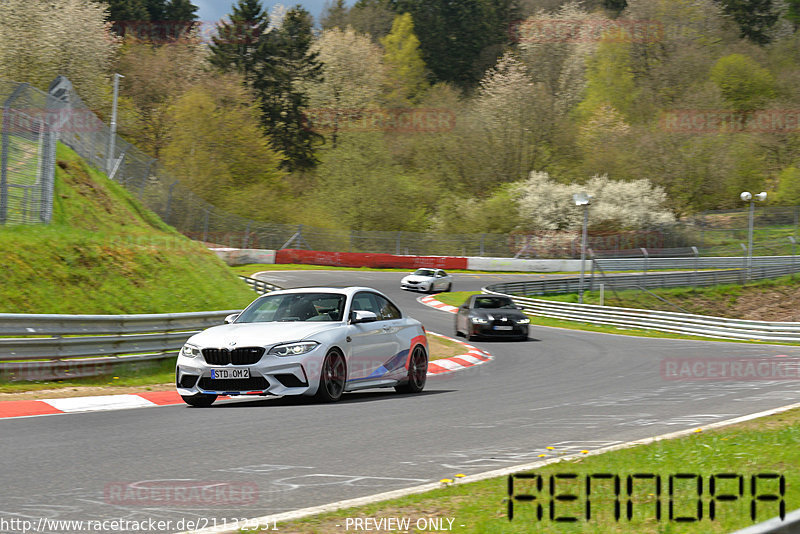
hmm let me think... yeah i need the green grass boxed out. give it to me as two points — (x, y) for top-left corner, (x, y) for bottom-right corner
(0, 358), (175, 394)
(0, 144), (256, 314)
(230, 263), (564, 276)
(536, 273), (800, 320)
(270, 407), (800, 533)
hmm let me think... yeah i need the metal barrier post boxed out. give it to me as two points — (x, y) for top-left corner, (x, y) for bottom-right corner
(641, 248), (649, 287)
(692, 246), (699, 287)
(740, 243), (748, 284)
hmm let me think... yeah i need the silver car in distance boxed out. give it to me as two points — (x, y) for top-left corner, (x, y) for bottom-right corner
(176, 287), (428, 406)
(400, 268), (453, 293)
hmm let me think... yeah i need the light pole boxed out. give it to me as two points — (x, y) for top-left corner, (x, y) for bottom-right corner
(106, 73), (124, 176)
(740, 191), (767, 281)
(573, 192), (592, 303)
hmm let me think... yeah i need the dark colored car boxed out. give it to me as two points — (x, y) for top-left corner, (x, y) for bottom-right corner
(455, 295), (529, 341)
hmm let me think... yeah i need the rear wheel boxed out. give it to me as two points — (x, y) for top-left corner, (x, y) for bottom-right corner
(446, 282), (452, 292)
(396, 345), (427, 393)
(314, 349), (346, 402)
(181, 393), (217, 407)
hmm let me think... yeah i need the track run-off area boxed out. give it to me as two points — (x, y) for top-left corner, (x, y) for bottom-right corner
(1, 269), (799, 532)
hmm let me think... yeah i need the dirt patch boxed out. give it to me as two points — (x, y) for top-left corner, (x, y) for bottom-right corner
(0, 383), (173, 401)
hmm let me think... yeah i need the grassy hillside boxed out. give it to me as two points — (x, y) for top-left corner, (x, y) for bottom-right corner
(0, 144), (256, 314)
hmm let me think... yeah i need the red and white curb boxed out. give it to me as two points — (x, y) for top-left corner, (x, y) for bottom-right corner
(418, 294), (458, 314)
(0, 391), (184, 419)
(0, 334), (489, 420)
(426, 332), (492, 375)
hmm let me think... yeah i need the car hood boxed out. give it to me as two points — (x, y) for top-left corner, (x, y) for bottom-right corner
(402, 275), (433, 282)
(187, 322), (342, 347)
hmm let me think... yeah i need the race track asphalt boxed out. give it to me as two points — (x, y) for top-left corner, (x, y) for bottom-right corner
(1, 270), (798, 532)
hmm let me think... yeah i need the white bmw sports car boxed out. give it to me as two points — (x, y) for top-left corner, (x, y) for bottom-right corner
(176, 287), (428, 406)
(400, 268), (453, 293)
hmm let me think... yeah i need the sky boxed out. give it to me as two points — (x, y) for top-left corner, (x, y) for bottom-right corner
(193, 0), (349, 26)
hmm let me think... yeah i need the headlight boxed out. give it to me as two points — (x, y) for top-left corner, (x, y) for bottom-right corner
(516, 317), (530, 325)
(471, 317), (488, 324)
(181, 343), (201, 358)
(268, 341), (319, 357)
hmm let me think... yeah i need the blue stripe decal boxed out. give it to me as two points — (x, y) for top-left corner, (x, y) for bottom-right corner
(364, 349), (409, 379)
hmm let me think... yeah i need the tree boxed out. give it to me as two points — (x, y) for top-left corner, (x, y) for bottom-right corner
(514, 171), (674, 232)
(210, 2), (323, 170)
(710, 53), (776, 110)
(0, 0), (120, 109)
(302, 28), (385, 146)
(472, 52), (554, 186)
(99, 0), (198, 39)
(388, 0), (517, 88)
(254, 7), (324, 170)
(517, 2), (604, 116)
(162, 75), (287, 220)
(208, 0), (270, 74)
(116, 40), (207, 156)
(576, 40), (638, 121)
(786, 0), (800, 28)
(716, 0), (780, 44)
(772, 167), (800, 205)
(320, 0), (350, 29)
(380, 13), (428, 105)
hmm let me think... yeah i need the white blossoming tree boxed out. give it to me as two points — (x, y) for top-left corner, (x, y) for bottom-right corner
(514, 170), (675, 232)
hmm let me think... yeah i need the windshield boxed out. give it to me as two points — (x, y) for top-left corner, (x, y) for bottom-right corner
(474, 296), (516, 309)
(237, 293), (346, 323)
(413, 269), (436, 277)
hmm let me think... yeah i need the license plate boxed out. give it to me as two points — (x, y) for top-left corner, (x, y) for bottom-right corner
(493, 325), (513, 331)
(210, 368), (250, 379)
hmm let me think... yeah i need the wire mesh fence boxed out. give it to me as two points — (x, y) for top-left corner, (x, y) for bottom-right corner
(4, 75), (800, 260)
(0, 81), (59, 225)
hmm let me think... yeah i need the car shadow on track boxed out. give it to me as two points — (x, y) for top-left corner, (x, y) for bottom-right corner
(202, 389), (455, 409)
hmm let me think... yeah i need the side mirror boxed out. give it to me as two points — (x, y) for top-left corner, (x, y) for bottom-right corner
(224, 313), (240, 324)
(351, 310), (378, 324)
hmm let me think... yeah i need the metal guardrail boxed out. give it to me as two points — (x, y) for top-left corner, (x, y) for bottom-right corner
(0, 276), (280, 381)
(490, 263), (800, 297)
(239, 275), (281, 294)
(483, 263), (800, 342)
(482, 292), (800, 342)
(595, 255), (799, 271)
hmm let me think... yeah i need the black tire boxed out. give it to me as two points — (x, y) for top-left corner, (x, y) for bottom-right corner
(446, 282), (452, 292)
(181, 393), (217, 407)
(314, 349), (347, 402)
(395, 345), (427, 393)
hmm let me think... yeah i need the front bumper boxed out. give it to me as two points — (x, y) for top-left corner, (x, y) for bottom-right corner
(401, 281), (431, 291)
(176, 349), (324, 397)
(470, 322), (528, 339)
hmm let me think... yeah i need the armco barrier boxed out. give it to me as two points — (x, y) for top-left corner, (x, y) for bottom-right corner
(211, 247), (276, 266)
(466, 257), (584, 272)
(275, 248), (468, 269)
(0, 276), (279, 381)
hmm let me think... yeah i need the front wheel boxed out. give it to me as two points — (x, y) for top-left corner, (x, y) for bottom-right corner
(181, 393), (217, 407)
(396, 345), (427, 393)
(314, 349), (347, 402)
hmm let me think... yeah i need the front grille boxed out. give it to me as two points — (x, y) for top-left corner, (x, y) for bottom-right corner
(202, 347), (265, 365)
(198, 376), (269, 391)
(178, 374), (199, 388)
(274, 373), (308, 388)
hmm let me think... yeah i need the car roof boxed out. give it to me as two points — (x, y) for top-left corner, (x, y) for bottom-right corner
(261, 286), (387, 297)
